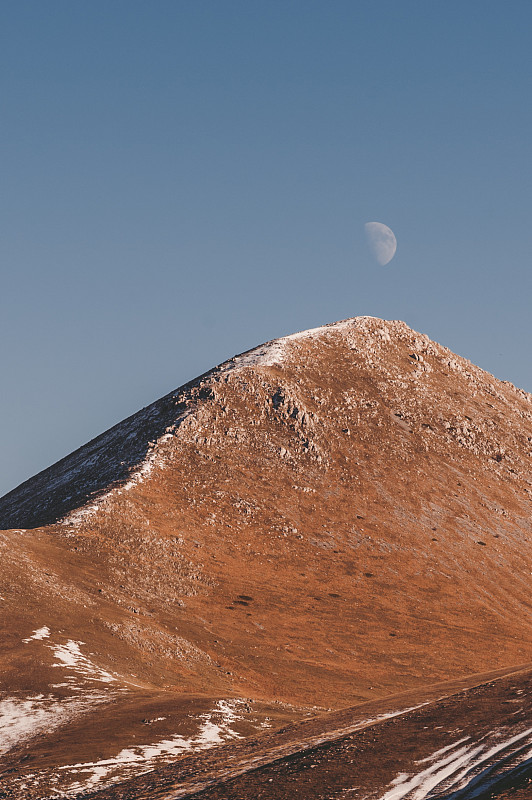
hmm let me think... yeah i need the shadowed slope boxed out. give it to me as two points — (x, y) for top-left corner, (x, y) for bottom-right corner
(0, 362), (249, 529)
(0, 321), (333, 530)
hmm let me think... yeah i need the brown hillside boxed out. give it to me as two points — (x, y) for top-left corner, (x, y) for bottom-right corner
(1, 316), (531, 798)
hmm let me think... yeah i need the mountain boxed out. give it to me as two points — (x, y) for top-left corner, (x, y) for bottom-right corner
(0, 316), (531, 799)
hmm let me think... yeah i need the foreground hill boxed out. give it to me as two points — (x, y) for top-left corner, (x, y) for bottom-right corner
(0, 316), (531, 798)
(84, 663), (532, 800)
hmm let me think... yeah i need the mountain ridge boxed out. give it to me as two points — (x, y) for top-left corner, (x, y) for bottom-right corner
(0, 317), (368, 529)
(1, 316), (530, 530)
(1, 315), (531, 798)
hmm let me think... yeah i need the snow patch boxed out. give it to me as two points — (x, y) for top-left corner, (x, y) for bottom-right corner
(49, 641), (118, 685)
(0, 640), (123, 759)
(379, 726), (532, 799)
(0, 693), (109, 758)
(64, 503), (100, 524)
(23, 626), (50, 643)
(56, 699), (246, 794)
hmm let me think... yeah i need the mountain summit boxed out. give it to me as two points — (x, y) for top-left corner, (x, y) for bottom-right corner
(1, 317), (531, 798)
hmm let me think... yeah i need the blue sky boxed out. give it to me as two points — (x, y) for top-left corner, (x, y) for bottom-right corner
(1, 1), (531, 496)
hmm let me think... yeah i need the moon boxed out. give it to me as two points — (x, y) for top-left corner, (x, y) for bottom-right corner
(364, 221), (397, 265)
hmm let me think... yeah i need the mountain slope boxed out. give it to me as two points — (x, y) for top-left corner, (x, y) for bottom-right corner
(1, 316), (531, 798)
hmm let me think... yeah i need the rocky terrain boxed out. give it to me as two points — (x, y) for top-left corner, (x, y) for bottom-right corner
(0, 316), (531, 798)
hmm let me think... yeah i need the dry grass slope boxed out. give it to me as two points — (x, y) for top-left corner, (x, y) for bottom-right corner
(0, 317), (531, 798)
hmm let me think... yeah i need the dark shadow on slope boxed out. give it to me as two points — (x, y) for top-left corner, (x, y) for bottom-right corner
(0, 369), (217, 530)
(0, 328), (281, 531)
(439, 754), (532, 799)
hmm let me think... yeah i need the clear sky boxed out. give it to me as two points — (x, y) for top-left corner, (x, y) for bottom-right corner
(1, 1), (531, 496)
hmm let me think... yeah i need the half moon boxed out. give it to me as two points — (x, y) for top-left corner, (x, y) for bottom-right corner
(365, 221), (397, 266)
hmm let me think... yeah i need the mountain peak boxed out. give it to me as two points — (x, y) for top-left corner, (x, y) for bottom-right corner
(0, 316), (529, 531)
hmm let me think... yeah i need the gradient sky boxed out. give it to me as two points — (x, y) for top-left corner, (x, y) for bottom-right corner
(1, 1), (531, 496)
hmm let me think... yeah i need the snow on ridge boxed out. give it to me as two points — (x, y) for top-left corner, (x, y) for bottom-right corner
(223, 317), (373, 371)
(60, 318), (383, 523)
(61, 324), (362, 522)
(2, 316), (386, 529)
(62, 430), (176, 525)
